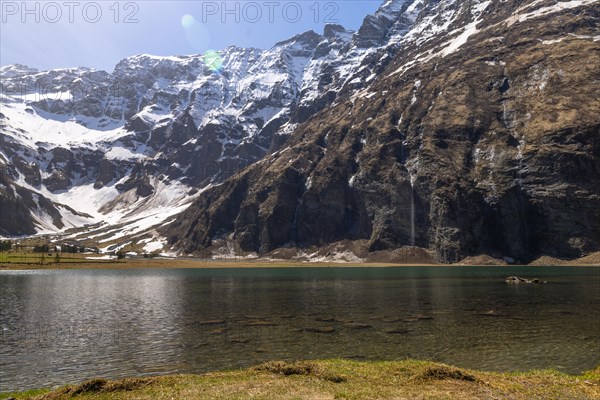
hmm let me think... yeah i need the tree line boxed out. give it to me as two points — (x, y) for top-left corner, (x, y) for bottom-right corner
(32, 244), (88, 253)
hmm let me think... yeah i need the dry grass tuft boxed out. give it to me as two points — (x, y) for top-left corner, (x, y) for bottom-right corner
(414, 365), (478, 382)
(253, 360), (346, 383)
(38, 377), (156, 399)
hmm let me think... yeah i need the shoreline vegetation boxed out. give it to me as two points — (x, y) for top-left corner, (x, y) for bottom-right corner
(1, 251), (599, 270)
(4, 359), (599, 399)
(1, 238), (599, 270)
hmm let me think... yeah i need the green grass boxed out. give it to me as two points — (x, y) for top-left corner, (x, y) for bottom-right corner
(2, 359), (599, 400)
(0, 251), (105, 265)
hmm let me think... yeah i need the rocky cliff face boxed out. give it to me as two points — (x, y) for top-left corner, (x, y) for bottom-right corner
(164, 0), (600, 263)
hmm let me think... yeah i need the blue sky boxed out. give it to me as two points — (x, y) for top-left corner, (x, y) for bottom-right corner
(0, 1), (381, 72)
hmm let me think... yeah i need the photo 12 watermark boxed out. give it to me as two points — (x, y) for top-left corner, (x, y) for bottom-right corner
(1, 1), (140, 24)
(0, 1), (346, 25)
(196, 1), (340, 24)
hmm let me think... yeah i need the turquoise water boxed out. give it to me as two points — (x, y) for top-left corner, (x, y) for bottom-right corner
(1, 266), (599, 391)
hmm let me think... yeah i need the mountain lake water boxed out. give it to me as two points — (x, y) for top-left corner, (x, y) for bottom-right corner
(0, 266), (599, 392)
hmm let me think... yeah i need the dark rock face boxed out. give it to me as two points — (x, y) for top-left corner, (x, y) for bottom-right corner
(164, 0), (600, 263)
(0, 181), (37, 236)
(95, 158), (116, 188)
(0, 171), (90, 235)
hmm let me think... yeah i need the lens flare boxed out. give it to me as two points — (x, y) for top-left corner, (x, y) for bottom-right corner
(203, 50), (223, 72)
(181, 14), (210, 51)
(181, 14), (195, 29)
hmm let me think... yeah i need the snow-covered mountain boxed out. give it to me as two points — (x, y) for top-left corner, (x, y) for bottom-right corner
(0, 0), (419, 246)
(1, 0), (598, 261)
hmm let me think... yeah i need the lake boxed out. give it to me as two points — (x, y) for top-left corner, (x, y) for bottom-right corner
(1, 266), (599, 392)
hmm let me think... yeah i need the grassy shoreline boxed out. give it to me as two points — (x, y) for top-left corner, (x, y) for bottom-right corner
(3, 359), (599, 399)
(0, 259), (440, 270)
(1, 257), (599, 270)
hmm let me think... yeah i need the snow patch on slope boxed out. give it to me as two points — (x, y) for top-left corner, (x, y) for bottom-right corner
(105, 147), (148, 161)
(1, 101), (127, 149)
(506, 0), (598, 26)
(440, 1), (491, 56)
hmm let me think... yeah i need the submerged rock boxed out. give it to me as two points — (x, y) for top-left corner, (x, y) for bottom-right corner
(345, 323), (373, 329)
(386, 328), (410, 335)
(382, 317), (403, 323)
(402, 318), (420, 323)
(414, 315), (434, 320)
(197, 319), (226, 325)
(305, 327), (336, 334)
(315, 317), (337, 322)
(245, 320), (278, 326)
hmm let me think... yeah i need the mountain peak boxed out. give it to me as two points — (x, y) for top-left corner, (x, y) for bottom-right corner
(354, 0), (416, 47)
(0, 64), (39, 78)
(275, 30), (322, 47)
(377, 0), (413, 17)
(323, 24), (350, 38)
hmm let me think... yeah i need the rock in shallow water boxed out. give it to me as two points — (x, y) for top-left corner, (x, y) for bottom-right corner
(505, 276), (547, 284)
